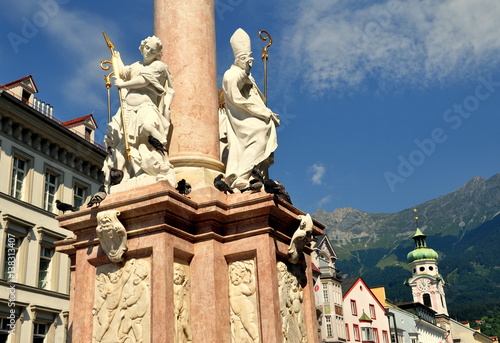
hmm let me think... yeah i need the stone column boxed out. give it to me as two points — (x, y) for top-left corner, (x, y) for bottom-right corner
(154, 0), (224, 188)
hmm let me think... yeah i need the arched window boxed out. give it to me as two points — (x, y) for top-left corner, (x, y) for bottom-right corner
(423, 294), (432, 307)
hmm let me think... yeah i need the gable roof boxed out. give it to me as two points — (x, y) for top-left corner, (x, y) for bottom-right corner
(314, 234), (338, 260)
(342, 277), (358, 296)
(61, 114), (98, 129)
(343, 277), (387, 313)
(1, 75), (39, 93)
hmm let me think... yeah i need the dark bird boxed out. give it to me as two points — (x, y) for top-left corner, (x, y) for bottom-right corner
(87, 185), (107, 208)
(264, 179), (293, 204)
(110, 168), (124, 186)
(148, 135), (166, 156)
(251, 165), (264, 183)
(214, 174), (234, 194)
(240, 165), (264, 192)
(240, 179), (263, 193)
(55, 200), (78, 214)
(176, 179), (191, 196)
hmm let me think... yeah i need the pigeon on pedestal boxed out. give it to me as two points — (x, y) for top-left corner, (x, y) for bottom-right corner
(214, 174), (234, 194)
(87, 185), (107, 208)
(56, 200), (78, 214)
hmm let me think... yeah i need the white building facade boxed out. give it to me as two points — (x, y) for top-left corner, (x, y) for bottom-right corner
(312, 235), (346, 342)
(0, 76), (105, 342)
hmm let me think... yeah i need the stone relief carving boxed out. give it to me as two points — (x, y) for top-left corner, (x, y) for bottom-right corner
(96, 210), (127, 263)
(174, 262), (193, 343)
(228, 260), (260, 343)
(93, 258), (150, 343)
(277, 261), (308, 343)
(288, 214), (313, 264)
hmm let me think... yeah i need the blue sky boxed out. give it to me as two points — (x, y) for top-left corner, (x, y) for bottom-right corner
(1, 0), (499, 215)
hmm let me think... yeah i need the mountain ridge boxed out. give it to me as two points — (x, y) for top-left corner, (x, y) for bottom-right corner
(312, 173), (500, 320)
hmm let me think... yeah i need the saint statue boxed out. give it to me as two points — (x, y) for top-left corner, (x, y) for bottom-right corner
(220, 28), (280, 190)
(103, 35), (176, 188)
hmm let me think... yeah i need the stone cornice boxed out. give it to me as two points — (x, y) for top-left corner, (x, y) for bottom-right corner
(0, 91), (106, 183)
(0, 279), (70, 300)
(0, 192), (57, 218)
(56, 182), (325, 258)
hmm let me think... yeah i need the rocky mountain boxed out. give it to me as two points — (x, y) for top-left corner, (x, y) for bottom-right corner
(313, 173), (500, 319)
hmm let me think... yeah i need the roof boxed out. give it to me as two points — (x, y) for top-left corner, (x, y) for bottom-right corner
(342, 277), (388, 314)
(61, 114), (98, 129)
(1, 75), (39, 93)
(341, 277), (358, 296)
(314, 234), (338, 260)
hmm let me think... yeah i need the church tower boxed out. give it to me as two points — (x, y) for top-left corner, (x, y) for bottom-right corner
(406, 211), (449, 316)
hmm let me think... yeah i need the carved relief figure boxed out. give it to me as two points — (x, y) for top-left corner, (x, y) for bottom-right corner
(173, 262), (193, 343)
(228, 260), (260, 343)
(221, 28), (280, 190)
(119, 259), (150, 343)
(96, 210), (127, 263)
(103, 35), (176, 187)
(288, 214), (313, 264)
(93, 259), (150, 343)
(93, 269), (129, 342)
(277, 261), (308, 343)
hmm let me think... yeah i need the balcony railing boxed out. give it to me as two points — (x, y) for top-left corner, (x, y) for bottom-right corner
(1, 87), (105, 151)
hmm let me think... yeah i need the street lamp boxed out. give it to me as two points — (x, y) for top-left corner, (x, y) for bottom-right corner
(385, 311), (400, 343)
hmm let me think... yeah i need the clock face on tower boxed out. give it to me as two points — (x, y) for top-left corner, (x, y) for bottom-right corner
(417, 278), (431, 291)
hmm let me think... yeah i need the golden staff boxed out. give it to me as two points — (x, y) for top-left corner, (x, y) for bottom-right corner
(100, 31), (131, 161)
(259, 30), (273, 105)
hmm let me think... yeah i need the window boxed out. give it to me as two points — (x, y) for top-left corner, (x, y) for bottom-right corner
(38, 246), (54, 289)
(33, 322), (47, 343)
(326, 316), (332, 337)
(351, 300), (357, 315)
(423, 293), (432, 307)
(323, 283), (329, 303)
(22, 89), (30, 104)
(85, 127), (92, 141)
(2, 215), (32, 284)
(11, 156), (28, 200)
(337, 316), (344, 339)
(3, 233), (21, 281)
(73, 183), (88, 208)
(37, 227), (66, 292)
(373, 328), (379, 343)
(369, 304), (376, 319)
(390, 333), (404, 343)
(382, 330), (389, 343)
(353, 324), (360, 341)
(44, 170), (59, 212)
(0, 316), (13, 342)
(361, 327), (373, 341)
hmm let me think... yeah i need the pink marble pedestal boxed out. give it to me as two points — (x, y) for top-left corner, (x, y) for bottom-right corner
(57, 182), (323, 343)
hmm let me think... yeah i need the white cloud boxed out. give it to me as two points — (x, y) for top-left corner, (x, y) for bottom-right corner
(42, 8), (119, 112)
(281, 0), (500, 93)
(317, 195), (331, 208)
(310, 163), (325, 185)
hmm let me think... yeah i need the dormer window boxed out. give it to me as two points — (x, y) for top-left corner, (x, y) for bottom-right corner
(85, 127), (92, 141)
(22, 89), (30, 104)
